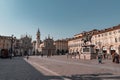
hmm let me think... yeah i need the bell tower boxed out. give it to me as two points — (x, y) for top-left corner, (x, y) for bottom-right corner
(36, 28), (40, 42)
(36, 28), (41, 52)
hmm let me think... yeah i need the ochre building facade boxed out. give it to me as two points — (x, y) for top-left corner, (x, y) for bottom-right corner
(54, 39), (68, 55)
(68, 25), (120, 56)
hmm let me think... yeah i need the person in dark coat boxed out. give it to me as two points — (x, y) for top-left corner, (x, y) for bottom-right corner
(114, 52), (119, 64)
(98, 53), (102, 64)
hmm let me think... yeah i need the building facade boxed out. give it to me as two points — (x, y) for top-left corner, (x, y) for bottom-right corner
(14, 35), (33, 56)
(40, 36), (56, 56)
(68, 37), (83, 54)
(34, 29), (56, 56)
(92, 25), (120, 55)
(0, 35), (12, 50)
(68, 25), (120, 57)
(54, 39), (68, 55)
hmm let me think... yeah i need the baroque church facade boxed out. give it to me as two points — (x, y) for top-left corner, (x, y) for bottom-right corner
(34, 29), (56, 56)
(14, 35), (32, 56)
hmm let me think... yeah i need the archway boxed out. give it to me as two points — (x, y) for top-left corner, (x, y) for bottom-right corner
(102, 46), (107, 59)
(102, 46), (107, 53)
(109, 45), (115, 55)
(94, 46), (99, 54)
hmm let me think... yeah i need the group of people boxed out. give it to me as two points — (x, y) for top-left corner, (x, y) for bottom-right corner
(97, 51), (120, 64)
(112, 51), (119, 63)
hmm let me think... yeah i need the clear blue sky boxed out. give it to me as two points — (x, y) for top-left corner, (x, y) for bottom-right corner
(0, 0), (120, 41)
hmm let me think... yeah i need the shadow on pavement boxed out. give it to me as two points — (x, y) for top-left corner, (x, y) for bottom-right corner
(0, 57), (65, 80)
(63, 73), (120, 80)
(1, 57), (120, 80)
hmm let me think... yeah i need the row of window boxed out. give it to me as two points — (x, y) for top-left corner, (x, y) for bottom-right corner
(115, 37), (120, 43)
(68, 43), (84, 47)
(69, 37), (120, 48)
(94, 30), (120, 38)
(95, 37), (120, 45)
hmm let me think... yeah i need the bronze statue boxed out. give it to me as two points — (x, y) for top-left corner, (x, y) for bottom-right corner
(81, 32), (93, 45)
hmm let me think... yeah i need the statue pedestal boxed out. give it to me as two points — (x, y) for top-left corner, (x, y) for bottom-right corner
(81, 45), (96, 60)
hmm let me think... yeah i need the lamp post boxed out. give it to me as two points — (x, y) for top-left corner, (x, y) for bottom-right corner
(10, 35), (14, 59)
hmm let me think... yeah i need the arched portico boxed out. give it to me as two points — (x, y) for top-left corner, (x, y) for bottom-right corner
(109, 45), (116, 55)
(102, 46), (107, 59)
(94, 46), (99, 54)
(102, 46), (107, 53)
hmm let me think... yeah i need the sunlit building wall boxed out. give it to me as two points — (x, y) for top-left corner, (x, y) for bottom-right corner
(68, 24), (120, 55)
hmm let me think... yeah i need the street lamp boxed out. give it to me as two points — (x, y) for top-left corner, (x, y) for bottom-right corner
(10, 35), (14, 59)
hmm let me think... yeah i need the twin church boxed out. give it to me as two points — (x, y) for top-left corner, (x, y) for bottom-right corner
(33, 29), (56, 56)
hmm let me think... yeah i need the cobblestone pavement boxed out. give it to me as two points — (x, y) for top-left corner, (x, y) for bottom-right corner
(26, 55), (120, 80)
(0, 57), (65, 80)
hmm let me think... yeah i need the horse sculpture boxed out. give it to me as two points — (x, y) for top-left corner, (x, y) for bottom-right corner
(81, 32), (93, 45)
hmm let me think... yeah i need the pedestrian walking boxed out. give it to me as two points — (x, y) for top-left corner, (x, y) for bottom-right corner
(112, 51), (119, 64)
(97, 53), (102, 64)
(114, 52), (119, 64)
